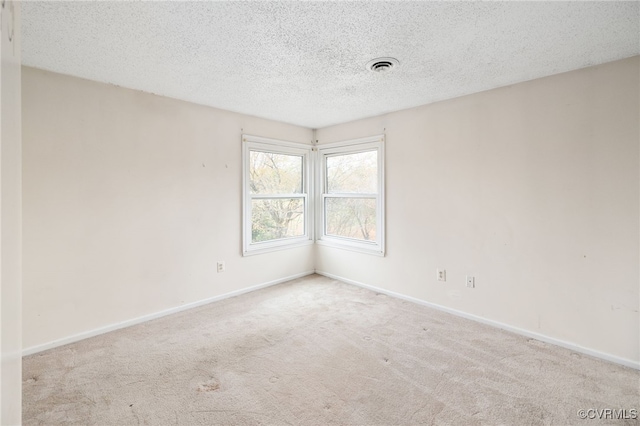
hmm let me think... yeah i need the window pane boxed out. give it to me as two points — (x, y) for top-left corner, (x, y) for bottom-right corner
(325, 197), (376, 241)
(326, 150), (377, 194)
(252, 198), (304, 243)
(250, 151), (302, 194)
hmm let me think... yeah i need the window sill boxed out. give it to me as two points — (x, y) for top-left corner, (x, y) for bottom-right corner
(315, 239), (385, 257)
(242, 239), (314, 256)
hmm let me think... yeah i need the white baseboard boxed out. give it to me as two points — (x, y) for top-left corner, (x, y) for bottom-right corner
(315, 270), (640, 371)
(22, 271), (315, 357)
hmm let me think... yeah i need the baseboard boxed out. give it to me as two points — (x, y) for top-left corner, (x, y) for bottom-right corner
(315, 270), (640, 371)
(22, 270), (315, 357)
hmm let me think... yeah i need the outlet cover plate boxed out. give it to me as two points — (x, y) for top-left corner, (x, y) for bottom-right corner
(466, 276), (475, 288)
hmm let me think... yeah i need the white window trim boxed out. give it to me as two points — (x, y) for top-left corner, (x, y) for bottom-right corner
(315, 135), (385, 256)
(242, 134), (313, 256)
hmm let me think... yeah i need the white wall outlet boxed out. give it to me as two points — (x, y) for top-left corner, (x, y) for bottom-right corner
(437, 269), (446, 282)
(466, 276), (475, 288)
(217, 261), (225, 273)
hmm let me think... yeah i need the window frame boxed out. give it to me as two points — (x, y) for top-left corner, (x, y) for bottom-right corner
(316, 135), (385, 256)
(242, 134), (313, 256)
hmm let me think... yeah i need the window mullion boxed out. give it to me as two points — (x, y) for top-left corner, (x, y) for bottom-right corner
(322, 193), (377, 199)
(251, 194), (307, 200)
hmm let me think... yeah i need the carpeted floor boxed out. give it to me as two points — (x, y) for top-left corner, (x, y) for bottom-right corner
(23, 274), (639, 425)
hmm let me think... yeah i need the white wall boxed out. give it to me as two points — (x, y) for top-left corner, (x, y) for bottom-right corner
(1, 1), (22, 424)
(22, 67), (314, 350)
(316, 57), (640, 365)
(23, 57), (639, 368)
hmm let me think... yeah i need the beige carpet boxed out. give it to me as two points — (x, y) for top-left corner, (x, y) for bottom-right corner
(23, 274), (639, 425)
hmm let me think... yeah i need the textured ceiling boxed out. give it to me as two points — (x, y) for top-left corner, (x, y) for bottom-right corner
(22, 1), (640, 129)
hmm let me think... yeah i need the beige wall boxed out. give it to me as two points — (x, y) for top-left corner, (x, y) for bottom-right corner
(22, 67), (314, 350)
(316, 57), (640, 364)
(1, 1), (22, 424)
(23, 57), (639, 367)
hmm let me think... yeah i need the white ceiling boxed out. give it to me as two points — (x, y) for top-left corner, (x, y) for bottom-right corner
(22, 1), (639, 129)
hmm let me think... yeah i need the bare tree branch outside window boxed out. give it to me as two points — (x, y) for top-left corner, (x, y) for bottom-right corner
(249, 151), (304, 243)
(325, 150), (377, 241)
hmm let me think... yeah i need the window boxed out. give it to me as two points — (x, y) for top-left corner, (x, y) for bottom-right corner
(242, 135), (312, 255)
(317, 135), (385, 255)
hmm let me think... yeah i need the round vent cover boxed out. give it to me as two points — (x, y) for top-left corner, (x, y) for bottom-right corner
(366, 57), (399, 72)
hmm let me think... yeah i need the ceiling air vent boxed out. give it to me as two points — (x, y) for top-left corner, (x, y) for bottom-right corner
(366, 57), (399, 73)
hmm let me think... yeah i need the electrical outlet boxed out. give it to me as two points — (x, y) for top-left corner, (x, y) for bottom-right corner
(466, 276), (475, 288)
(217, 261), (225, 273)
(437, 269), (446, 282)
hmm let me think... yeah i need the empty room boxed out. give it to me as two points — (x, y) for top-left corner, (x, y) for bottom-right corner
(0, 1), (638, 425)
